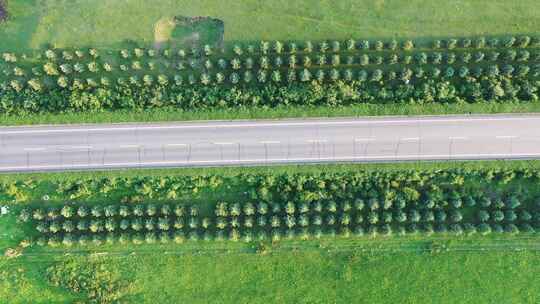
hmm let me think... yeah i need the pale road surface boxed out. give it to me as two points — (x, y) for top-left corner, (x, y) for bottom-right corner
(1, 115), (540, 172)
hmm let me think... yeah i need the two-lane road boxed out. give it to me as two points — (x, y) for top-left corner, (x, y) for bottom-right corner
(1, 115), (540, 172)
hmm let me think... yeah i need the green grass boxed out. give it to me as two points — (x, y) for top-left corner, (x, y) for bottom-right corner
(1, 101), (540, 126)
(1, 0), (539, 51)
(1, 235), (540, 303)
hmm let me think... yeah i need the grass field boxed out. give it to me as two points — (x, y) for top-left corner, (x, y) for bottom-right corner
(1, 236), (540, 303)
(1, 0), (539, 51)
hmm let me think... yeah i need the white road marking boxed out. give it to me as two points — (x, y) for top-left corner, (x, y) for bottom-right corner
(23, 147), (46, 151)
(307, 139), (327, 143)
(401, 137), (420, 141)
(68, 146), (93, 149)
(355, 138), (375, 142)
(3, 152), (540, 171)
(449, 137), (468, 140)
(496, 136), (517, 139)
(1, 116), (539, 135)
(166, 143), (188, 147)
(213, 142), (234, 145)
(119, 145), (141, 149)
(260, 141), (281, 144)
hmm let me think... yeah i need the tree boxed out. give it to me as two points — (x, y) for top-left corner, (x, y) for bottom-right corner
(435, 210), (447, 222)
(359, 54), (369, 66)
(519, 210), (532, 222)
(403, 40), (414, 50)
(242, 70), (254, 83)
(409, 210), (421, 223)
(89, 219), (103, 233)
(371, 69), (383, 82)
(450, 210), (463, 223)
(422, 210), (435, 222)
(331, 54), (340, 66)
(506, 197), (521, 209)
(300, 69), (312, 82)
(294, 203), (307, 214)
(271, 71), (282, 83)
(346, 39), (356, 51)
(259, 56), (270, 70)
(367, 212), (379, 225)
(104, 205), (117, 217)
(119, 219), (129, 231)
(329, 69), (340, 81)
(105, 218), (117, 232)
(288, 55), (297, 69)
(271, 203), (281, 214)
(478, 210), (490, 222)
(131, 218), (143, 231)
(86, 206), (101, 218)
(76, 220), (89, 231)
(450, 198), (462, 209)
(492, 210), (504, 222)
(359, 40), (370, 50)
(326, 214), (336, 226)
(32, 208), (45, 221)
(331, 41), (340, 52)
(326, 201), (338, 213)
(340, 214), (352, 226)
(504, 210), (517, 222)
(174, 205), (185, 217)
(285, 201), (296, 214)
(503, 36), (516, 48)
(450, 223), (463, 235)
(479, 197), (492, 208)
(160, 205), (171, 216)
(36, 222), (49, 233)
(446, 39), (458, 49)
(416, 52), (428, 64)
(504, 224), (519, 234)
(18, 208), (31, 222)
(478, 223), (492, 235)
(158, 217), (170, 231)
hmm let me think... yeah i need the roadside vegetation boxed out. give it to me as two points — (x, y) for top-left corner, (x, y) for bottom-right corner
(1, 161), (540, 302)
(0, 1), (539, 124)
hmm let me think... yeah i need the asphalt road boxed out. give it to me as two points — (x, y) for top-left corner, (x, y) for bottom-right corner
(1, 115), (540, 172)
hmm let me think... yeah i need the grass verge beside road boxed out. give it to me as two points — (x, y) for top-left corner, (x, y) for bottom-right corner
(1, 101), (539, 126)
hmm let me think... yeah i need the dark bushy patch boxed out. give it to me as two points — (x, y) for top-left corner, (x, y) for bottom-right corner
(0, 0), (7, 23)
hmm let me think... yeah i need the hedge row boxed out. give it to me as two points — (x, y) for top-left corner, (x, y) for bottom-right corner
(3, 168), (540, 204)
(1, 76), (539, 114)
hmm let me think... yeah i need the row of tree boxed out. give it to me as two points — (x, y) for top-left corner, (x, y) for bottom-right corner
(19, 203), (199, 222)
(6, 63), (540, 93)
(8, 35), (533, 66)
(3, 48), (537, 84)
(34, 221), (538, 247)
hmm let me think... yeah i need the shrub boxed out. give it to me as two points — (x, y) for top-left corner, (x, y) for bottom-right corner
(43, 62), (59, 75)
(387, 39), (398, 50)
(346, 39), (356, 51)
(517, 36), (531, 48)
(488, 38), (499, 48)
(461, 38), (472, 49)
(446, 39), (458, 49)
(331, 41), (340, 52)
(503, 37), (516, 48)
(402, 40), (414, 50)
